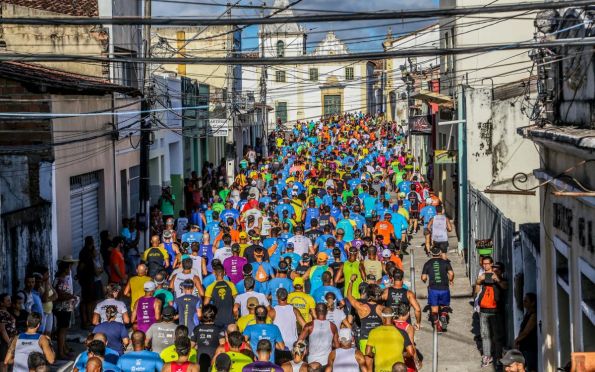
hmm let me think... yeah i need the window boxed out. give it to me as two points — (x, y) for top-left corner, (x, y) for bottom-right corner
(275, 70), (286, 83)
(114, 47), (138, 88)
(275, 102), (287, 124)
(276, 40), (285, 57)
(345, 67), (354, 81)
(309, 68), (318, 81)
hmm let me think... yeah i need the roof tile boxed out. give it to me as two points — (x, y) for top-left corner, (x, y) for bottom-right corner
(4, 0), (98, 17)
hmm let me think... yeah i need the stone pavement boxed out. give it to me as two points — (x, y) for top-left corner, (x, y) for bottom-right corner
(407, 229), (485, 372)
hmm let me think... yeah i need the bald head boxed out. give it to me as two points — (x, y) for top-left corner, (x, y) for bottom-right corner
(137, 263), (147, 276)
(86, 357), (102, 372)
(151, 235), (160, 245)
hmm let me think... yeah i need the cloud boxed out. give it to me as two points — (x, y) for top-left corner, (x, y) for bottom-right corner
(152, 0), (439, 51)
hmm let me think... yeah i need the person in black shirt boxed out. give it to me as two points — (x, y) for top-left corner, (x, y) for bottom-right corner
(192, 304), (225, 372)
(421, 246), (454, 331)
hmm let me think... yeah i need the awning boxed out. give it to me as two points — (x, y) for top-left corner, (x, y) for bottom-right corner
(411, 90), (454, 108)
(409, 115), (432, 135)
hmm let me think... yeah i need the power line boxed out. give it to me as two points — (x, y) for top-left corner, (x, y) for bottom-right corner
(2, 0), (590, 25)
(2, 37), (593, 65)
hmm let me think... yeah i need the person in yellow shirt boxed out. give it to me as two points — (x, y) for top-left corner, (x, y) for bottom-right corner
(160, 325), (198, 363)
(236, 297), (272, 332)
(224, 331), (254, 372)
(123, 263), (152, 307)
(365, 307), (415, 372)
(287, 278), (315, 322)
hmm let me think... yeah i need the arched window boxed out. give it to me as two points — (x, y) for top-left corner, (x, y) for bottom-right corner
(276, 40), (285, 57)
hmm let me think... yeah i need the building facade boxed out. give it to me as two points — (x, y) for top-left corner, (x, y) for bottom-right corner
(518, 7), (595, 369)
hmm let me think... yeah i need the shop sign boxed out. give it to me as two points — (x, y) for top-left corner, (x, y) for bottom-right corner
(553, 202), (594, 253)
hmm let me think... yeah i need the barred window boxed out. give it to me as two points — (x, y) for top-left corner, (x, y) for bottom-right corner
(345, 67), (354, 81)
(276, 70), (286, 83)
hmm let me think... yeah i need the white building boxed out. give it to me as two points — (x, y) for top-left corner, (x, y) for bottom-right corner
(255, 0), (371, 127)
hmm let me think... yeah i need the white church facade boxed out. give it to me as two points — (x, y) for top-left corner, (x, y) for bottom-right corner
(252, 0), (377, 128)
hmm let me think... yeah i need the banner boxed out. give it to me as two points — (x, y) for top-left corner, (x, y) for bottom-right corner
(434, 149), (457, 164)
(208, 119), (229, 137)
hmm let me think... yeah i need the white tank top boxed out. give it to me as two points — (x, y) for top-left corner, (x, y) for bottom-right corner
(14, 333), (42, 372)
(273, 305), (298, 348)
(189, 255), (203, 281)
(333, 348), (359, 372)
(431, 215), (448, 242)
(308, 319), (333, 365)
(289, 360), (303, 372)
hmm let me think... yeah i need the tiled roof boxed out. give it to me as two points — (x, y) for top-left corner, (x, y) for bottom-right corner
(0, 62), (141, 96)
(4, 0), (99, 17)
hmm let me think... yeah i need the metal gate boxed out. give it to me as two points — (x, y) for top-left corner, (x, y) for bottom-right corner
(467, 186), (515, 281)
(70, 171), (100, 259)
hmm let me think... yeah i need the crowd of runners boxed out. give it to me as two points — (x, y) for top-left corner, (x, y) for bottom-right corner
(0, 113), (531, 372)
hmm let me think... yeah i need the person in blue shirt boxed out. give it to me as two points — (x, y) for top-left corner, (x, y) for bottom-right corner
(205, 212), (221, 245)
(76, 339), (121, 372)
(350, 205), (367, 232)
(201, 259), (231, 290)
(74, 334), (120, 369)
(117, 331), (163, 372)
(274, 197), (295, 219)
(92, 306), (129, 355)
(266, 262), (294, 307)
(198, 236), (214, 274)
(303, 200), (320, 230)
(362, 191), (377, 217)
(280, 243), (301, 271)
(398, 179), (412, 194)
(236, 265), (266, 294)
(311, 271), (345, 305)
(181, 225), (203, 245)
(391, 211), (409, 243)
(335, 210), (355, 243)
(243, 306), (285, 364)
(220, 202), (240, 226)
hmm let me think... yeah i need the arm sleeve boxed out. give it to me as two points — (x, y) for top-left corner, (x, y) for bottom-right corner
(205, 283), (215, 298)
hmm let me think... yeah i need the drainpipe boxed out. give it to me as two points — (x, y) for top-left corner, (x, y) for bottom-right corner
(457, 84), (468, 254)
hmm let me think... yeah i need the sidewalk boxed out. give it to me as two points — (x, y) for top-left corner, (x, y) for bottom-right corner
(407, 230), (484, 372)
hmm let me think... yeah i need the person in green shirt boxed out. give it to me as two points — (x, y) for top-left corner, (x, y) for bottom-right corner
(158, 186), (175, 219)
(153, 272), (174, 308)
(219, 185), (231, 203)
(160, 325), (198, 363)
(212, 196), (225, 214)
(337, 246), (365, 299)
(366, 307), (415, 372)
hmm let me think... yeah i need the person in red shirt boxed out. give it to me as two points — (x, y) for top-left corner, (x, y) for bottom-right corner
(374, 213), (396, 245)
(109, 237), (127, 285)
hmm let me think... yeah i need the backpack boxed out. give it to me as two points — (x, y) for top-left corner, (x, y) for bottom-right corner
(478, 284), (499, 310)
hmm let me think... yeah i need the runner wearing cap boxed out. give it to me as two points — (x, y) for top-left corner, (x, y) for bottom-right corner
(174, 279), (202, 330)
(131, 281), (161, 333)
(145, 306), (177, 353)
(326, 328), (367, 372)
(500, 349), (526, 372)
(287, 278), (316, 323)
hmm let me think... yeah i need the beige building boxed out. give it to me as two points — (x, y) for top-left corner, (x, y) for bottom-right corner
(0, 0), (145, 279)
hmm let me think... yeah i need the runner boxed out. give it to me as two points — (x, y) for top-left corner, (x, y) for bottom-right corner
(421, 246), (454, 332)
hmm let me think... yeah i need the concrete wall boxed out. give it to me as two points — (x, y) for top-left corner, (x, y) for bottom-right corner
(2, 3), (107, 78)
(150, 75), (184, 213)
(51, 95), (141, 258)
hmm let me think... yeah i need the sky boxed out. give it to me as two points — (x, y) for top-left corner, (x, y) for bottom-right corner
(152, 0), (439, 52)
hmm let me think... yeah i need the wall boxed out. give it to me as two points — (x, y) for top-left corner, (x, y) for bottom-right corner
(51, 95), (141, 258)
(2, 3), (107, 78)
(150, 75), (184, 213)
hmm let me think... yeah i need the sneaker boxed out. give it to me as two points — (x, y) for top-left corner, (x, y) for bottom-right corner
(439, 314), (448, 331)
(481, 356), (493, 368)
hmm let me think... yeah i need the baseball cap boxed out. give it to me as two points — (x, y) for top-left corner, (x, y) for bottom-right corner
(239, 231), (248, 239)
(500, 349), (525, 366)
(317, 252), (329, 262)
(162, 306), (176, 319)
(293, 277), (305, 287)
(246, 296), (259, 309)
(144, 281), (156, 291)
(382, 248), (392, 258)
(338, 328), (353, 342)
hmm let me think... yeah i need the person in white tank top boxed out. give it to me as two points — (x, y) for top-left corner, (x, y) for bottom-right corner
(280, 341), (308, 372)
(428, 205), (452, 259)
(297, 303), (339, 366)
(327, 329), (367, 372)
(5, 313), (55, 372)
(271, 288), (306, 349)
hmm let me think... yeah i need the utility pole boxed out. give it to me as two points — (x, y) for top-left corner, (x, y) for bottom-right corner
(225, 2), (236, 186)
(260, 2), (268, 157)
(139, 0), (152, 246)
(457, 84), (468, 254)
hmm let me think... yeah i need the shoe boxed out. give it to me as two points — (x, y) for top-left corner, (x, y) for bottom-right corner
(481, 356), (493, 368)
(439, 313), (448, 331)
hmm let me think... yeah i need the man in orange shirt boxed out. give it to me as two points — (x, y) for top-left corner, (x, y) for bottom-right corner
(373, 213), (396, 246)
(109, 237), (127, 285)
